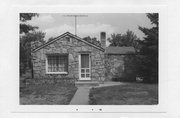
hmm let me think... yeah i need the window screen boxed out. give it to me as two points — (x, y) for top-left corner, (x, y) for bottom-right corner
(47, 55), (68, 72)
(81, 54), (89, 68)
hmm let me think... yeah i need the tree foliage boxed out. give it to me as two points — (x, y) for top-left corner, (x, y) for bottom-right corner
(20, 13), (39, 34)
(19, 13), (46, 76)
(20, 31), (45, 75)
(47, 37), (55, 42)
(83, 36), (101, 47)
(137, 13), (159, 83)
(108, 30), (140, 49)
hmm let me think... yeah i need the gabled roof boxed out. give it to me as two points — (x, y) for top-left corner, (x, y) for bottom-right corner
(32, 32), (105, 53)
(105, 46), (136, 54)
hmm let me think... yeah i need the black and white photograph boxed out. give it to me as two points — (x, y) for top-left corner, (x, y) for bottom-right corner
(20, 13), (158, 105)
(2, 0), (180, 117)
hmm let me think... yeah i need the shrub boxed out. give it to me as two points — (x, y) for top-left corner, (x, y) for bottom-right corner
(112, 77), (121, 82)
(111, 55), (137, 82)
(112, 75), (136, 82)
(89, 88), (97, 105)
(23, 77), (76, 86)
(135, 55), (158, 83)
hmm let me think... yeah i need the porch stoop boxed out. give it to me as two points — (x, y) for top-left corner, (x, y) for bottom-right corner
(75, 80), (99, 87)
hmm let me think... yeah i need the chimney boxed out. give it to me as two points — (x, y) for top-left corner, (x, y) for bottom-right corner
(100, 32), (106, 49)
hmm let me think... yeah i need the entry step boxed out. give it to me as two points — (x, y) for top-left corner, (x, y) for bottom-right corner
(75, 81), (99, 87)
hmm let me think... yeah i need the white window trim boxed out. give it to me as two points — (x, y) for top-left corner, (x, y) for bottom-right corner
(46, 72), (68, 74)
(45, 55), (68, 74)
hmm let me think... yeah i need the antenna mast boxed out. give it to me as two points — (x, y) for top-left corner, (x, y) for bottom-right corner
(63, 15), (88, 35)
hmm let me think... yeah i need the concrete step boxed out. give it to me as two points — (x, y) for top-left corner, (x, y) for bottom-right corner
(75, 80), (99, 87)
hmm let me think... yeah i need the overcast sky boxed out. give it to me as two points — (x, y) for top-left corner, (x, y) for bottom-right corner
(27, 13), (153, 43)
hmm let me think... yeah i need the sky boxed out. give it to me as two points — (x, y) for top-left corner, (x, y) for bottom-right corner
(27, 13), (153, 44)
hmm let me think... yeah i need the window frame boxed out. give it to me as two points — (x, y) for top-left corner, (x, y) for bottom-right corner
(78, 53), (91, 80)
(45, 54), (68, 74)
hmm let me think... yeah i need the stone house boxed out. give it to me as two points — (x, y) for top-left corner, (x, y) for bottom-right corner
(32, 32), (135, 85)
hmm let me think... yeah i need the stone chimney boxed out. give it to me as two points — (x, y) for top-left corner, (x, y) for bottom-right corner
(100, 32), (106, 49)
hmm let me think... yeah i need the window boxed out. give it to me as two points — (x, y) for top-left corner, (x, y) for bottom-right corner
(46, 54), (68, 74)
(66, 37), (71, 42)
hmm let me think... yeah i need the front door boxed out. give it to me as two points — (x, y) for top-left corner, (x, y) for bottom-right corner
(79, 54), (91, 80)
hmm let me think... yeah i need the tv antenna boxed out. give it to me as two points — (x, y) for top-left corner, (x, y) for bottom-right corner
(63, 14), (88, 36)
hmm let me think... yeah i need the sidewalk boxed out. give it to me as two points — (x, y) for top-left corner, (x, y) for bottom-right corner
(69, 87), (91, 105)
(69, 81), (125, 105)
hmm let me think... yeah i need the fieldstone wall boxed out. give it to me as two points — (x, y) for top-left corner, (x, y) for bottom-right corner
(32, 36), (105, 82)
(105, 54), (125, 81)
(25, 77), (75, 86)
(105, 54), (136, 81)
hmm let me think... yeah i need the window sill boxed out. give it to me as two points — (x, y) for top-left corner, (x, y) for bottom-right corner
(46, 72), (68, 74)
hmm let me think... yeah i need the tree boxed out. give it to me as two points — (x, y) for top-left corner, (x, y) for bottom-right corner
(20, 13), (40, 76)
(47, 37), (55, 42)
(83, 36), (101, 47)
(108, 33), (124, 47)
(108, 30), (140, 48)
(20, 13), (39, 34)
(138, 13), (158, 83)
(20, 31), (45, 76)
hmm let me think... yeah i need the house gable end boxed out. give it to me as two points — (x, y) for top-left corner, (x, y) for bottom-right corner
(32, 32), (105, 53)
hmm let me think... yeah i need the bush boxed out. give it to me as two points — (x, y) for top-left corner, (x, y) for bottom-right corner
(112, 77), (121, 82)
(111, 55), (137, 82)
(23, 77), (76, 86)
(112, 75), (136, 82)
(89, 88), (97, 105)
(135, 55), (158, 83)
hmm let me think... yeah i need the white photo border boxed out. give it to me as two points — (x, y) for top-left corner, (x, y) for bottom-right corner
(11, 5), (168, 113)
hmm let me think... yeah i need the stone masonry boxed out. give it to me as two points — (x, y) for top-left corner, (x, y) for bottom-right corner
(32, 35), (105, 82)
(105, 54), (125, 80)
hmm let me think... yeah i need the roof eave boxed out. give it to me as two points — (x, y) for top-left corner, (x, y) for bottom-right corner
(32, 32), (105, 53)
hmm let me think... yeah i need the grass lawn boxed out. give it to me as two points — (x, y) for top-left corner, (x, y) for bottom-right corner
(20, 84), (77, 105)
(89, 83), (158, 105)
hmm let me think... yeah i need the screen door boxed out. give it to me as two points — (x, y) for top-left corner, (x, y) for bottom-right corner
(79, 54), (91, 80)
